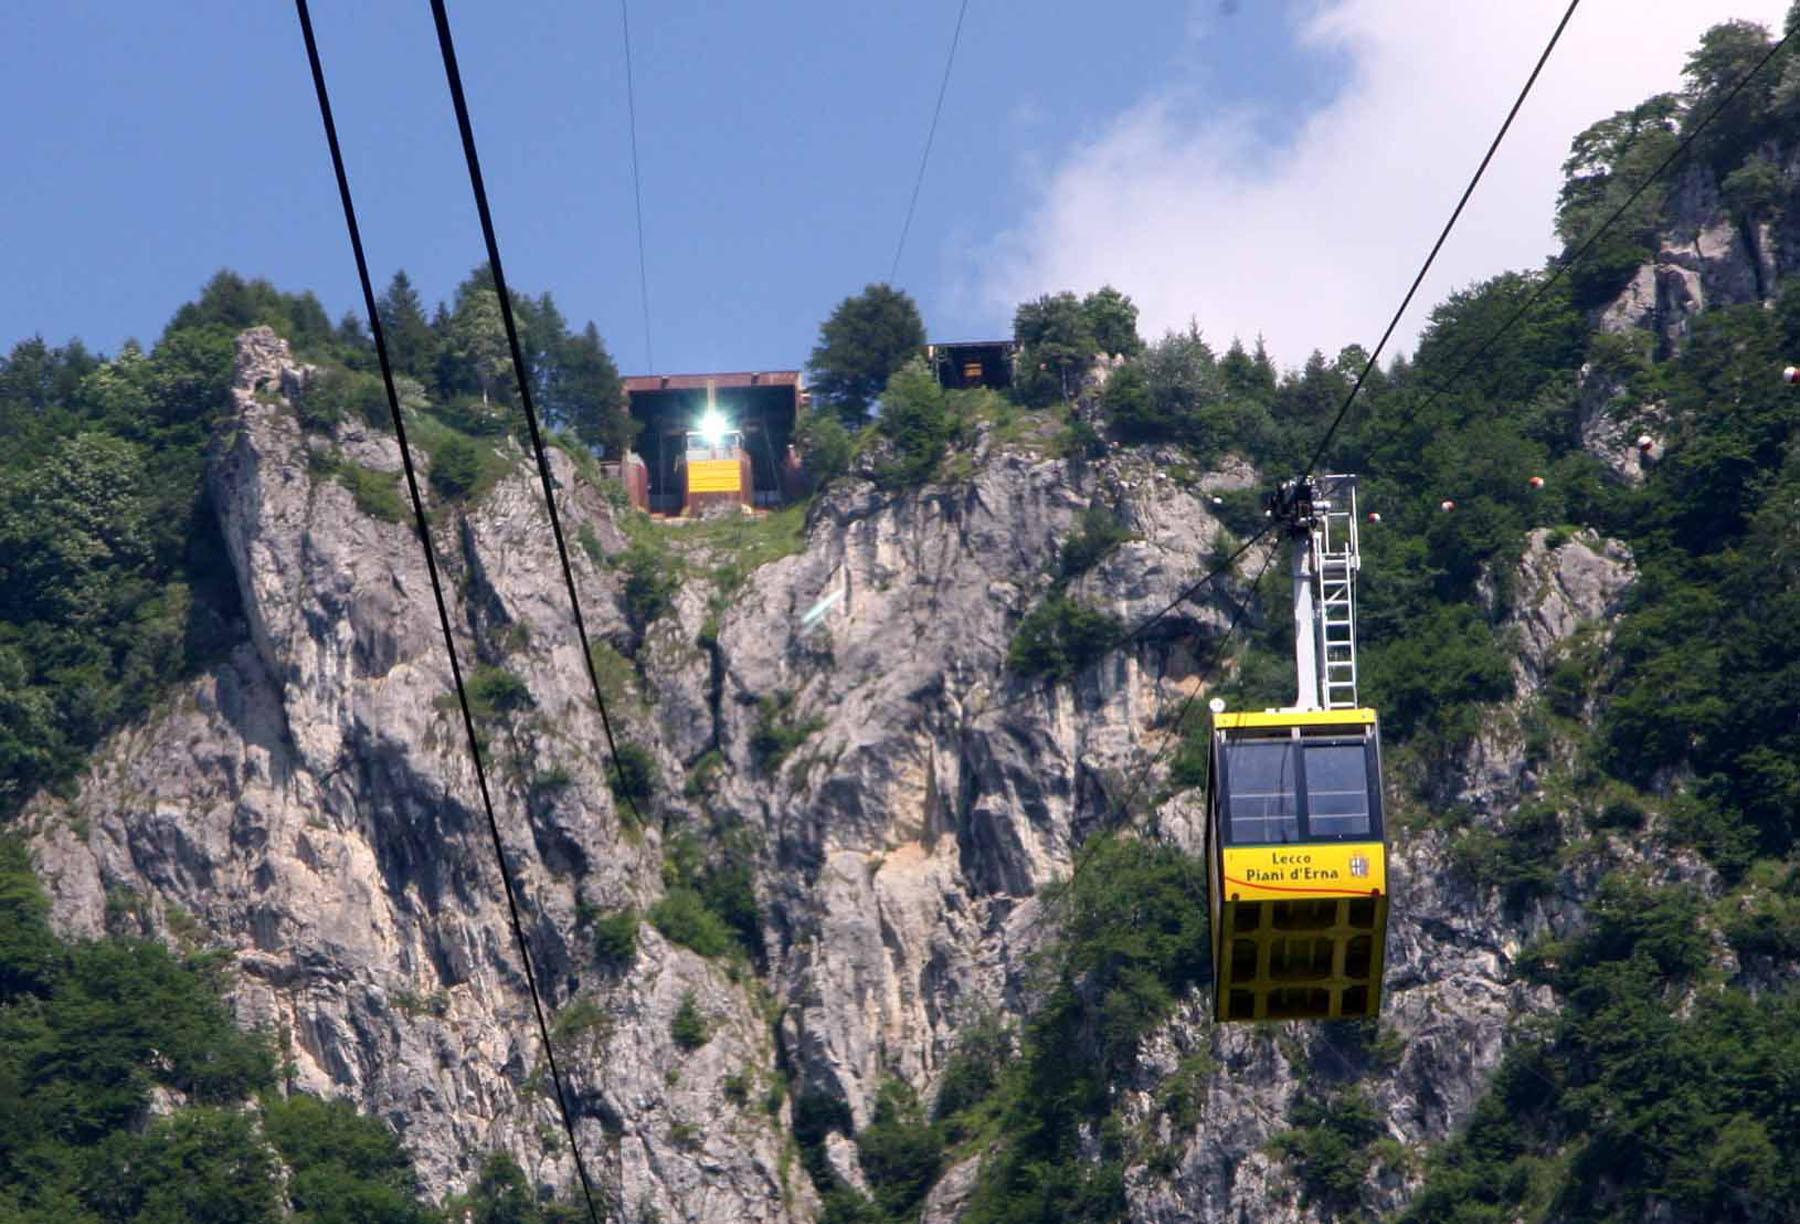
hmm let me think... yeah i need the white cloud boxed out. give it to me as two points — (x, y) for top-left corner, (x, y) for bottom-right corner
(984, 0), (1791, 367)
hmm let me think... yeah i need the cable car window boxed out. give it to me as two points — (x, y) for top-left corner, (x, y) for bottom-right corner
(1302, 742), (1372, 838)
(1223, 740), (1300, 844)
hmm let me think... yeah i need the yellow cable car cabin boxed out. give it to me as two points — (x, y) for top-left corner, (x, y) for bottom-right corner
(1207, 706), (1388, 1023)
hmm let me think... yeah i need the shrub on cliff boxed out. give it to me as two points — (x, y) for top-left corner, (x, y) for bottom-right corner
(1006, 596), (1122, 681)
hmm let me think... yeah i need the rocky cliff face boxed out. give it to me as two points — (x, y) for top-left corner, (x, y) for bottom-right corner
(24, 328), (1638, 1221)
(1585, 143), (1800, 482)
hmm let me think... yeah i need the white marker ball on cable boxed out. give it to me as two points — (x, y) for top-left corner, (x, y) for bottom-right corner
(1441, 499), (1456, 512)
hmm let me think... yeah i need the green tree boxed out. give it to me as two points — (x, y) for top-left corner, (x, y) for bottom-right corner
(452, 1152), (579, 1224)
(0, 431), (149, 624)
(1682, 19), (1779, 165)
(88, 1107), (281, 1224)
(873, 359), (955, 489)
(558, 322), (628, 455)
(809, 284), (927, 425)
(795, 409), (854, 487)
(448, 284), (513, 408)
(264, 1094), (433, 1224)
(1006, 597), (1122, 681)
(0, 837), (57, 999)
(592, 908), (639, 968)
(428, 434), (485, 501)
(1081, 286), (1142, 358)
(857, 1080), (944, 1219)
(1555, 97), (1680, 310)
(1014, 292), (1096, 404)
(376, 271), (436, 381)
(671, 990), (710, 1050)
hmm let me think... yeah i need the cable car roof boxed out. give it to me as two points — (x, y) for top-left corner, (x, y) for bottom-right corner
(1214, 708), (1376, 729)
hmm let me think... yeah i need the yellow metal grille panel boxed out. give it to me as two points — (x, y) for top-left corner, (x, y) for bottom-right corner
(687, 458), (743, 494)
(1214, 895), (1388, 1022)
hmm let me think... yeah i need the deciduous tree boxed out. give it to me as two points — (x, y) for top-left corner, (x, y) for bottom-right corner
(808, 284), (926, 425)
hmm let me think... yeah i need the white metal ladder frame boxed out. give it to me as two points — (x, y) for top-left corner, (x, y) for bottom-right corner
(1310, 475), (1361, 710)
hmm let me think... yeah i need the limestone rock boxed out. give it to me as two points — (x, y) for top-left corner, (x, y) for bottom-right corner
(16, 327), (1656, 1222)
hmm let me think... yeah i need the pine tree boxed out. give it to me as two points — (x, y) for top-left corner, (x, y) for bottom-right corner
(562, 322), (629, 455)
(376, 270), (435, 380)
(449, 287), (510, 406)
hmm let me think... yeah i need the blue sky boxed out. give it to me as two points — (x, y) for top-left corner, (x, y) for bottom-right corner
(2, 2), (1787, 374)
(0, 1), (1343, 373)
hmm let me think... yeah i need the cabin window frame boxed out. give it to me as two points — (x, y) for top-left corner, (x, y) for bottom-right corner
(1217, 728), (1383, 846)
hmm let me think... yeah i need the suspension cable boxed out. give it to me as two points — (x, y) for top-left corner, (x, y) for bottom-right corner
(1297, 0), (1582, 480)
(1366, 25), (1795, 445)
(619, 0), (654, 372)
(890, 0), (970, 285)
(427, 0), (650, 843)
(988, 0), (1581, 722)
(291, 5), (604, 1220)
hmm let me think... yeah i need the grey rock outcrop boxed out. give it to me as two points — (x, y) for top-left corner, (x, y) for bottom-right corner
(1506, 528), (1636, 689)
(1598, 160), (1781, 353)
(22, 328), (1642, 1221)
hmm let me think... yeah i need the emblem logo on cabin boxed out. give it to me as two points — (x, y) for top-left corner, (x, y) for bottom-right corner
(1349, 854), (1370, 879)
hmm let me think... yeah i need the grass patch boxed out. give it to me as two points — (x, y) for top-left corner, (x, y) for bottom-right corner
(587, 639), (644, 715)
(684, 749), (726, 800)
(335, 459), (407, 523)
(679, 501), (811, 594)
(577, 521), (606, 567)
(308, 446), (409, 524)
(549, 996), (611, 1057)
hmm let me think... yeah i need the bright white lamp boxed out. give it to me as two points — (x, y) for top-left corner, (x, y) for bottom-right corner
(697, 407), (730, 448)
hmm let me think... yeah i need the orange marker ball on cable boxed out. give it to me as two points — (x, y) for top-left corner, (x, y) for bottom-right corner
(1528, 475), (1545, 489)
(1440, 499), (1456, 512)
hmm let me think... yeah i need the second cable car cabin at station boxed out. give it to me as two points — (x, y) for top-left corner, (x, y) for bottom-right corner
(1206, 475), (1389, 1022)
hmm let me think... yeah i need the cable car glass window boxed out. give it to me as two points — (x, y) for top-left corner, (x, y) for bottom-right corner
(1303, 742), (1371, 838)
(1224, 740), (1300, 844)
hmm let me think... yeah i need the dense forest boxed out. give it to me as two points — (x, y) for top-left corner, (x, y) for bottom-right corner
(3, 10), (1800, 1222)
